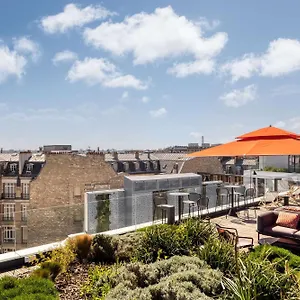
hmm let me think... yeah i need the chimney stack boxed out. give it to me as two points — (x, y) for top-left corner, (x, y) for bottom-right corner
(202, 136), (204, 146)
(135, 151), (140, 160)
(113, 151), (118, 160)
(19, 151), (32, 175)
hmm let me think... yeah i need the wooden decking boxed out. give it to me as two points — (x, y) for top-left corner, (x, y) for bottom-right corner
(211, 206), (270, 245)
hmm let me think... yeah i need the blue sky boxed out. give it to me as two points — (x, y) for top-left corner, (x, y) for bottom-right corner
(1, 1), (300, 150)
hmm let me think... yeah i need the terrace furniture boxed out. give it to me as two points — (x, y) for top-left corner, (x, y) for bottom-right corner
(224, 184), (244, 217)
(216, 224), (254, 251)
(217, 187), (230, 215)
(257, 211), (300, 242)
(182, 199), (196, 217)
(258, 237), (300, 250)
(188, 192), (209, 218)
(169, 192), (189, 222)
(156, 204), (175, 224)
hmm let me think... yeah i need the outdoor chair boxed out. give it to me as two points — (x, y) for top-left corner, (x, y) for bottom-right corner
(234, 185), (246, 208)
(188, 193), (209, 219)
(216, 224), (254, 251)
(216, 187), (230, 217)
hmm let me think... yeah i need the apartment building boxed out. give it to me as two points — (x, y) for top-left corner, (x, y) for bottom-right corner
(0, 152), (45, 253)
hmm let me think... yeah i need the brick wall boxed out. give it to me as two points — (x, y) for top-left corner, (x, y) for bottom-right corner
(27, 153), (124, 247)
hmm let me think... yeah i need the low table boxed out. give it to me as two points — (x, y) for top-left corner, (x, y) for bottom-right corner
(258, 237), (300, 250)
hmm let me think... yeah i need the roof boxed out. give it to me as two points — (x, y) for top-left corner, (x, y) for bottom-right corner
(125, 173), (200, 181)
(180, 157), (224, 174)
(0, 153), (19, 162)
(237, 126), (300, 140)
(105, 152), (189, 162)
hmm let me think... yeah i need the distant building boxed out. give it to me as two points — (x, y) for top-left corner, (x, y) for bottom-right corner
(42, 145), (72, 152)
(0, 152), (45, 253)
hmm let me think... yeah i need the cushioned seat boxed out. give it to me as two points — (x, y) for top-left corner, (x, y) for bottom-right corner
(293, 231), (300, 238)
(264, 226), (297, 237)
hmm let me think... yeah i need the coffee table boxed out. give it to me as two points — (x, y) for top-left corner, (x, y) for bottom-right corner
(258, 237), (300, 250)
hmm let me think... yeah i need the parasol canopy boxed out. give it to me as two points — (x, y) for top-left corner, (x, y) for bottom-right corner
(188, 126), (300, 157)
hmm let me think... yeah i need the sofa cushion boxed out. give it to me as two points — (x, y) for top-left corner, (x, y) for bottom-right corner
(275, 212), (300, 229)
(264, 226), (298, 237)
(293, 231), (300, 239)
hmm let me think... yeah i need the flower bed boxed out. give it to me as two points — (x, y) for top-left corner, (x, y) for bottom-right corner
(2, 218), (300, 299)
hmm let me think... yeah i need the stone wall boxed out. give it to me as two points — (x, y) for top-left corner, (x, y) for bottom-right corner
(27, 153), (123, 247)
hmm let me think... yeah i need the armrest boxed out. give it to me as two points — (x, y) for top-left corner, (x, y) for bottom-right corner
(257, 211), (278, 233)
(217, 225), (238, 235)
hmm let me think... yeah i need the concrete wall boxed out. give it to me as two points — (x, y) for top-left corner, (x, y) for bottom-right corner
(259, 156), (289, 170)
(27, 153), (123, 247)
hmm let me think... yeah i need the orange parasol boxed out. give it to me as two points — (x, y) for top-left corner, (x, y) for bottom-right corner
(188, 126), (300, 157)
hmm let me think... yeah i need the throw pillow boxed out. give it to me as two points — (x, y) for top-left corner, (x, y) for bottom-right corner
(276, 212), (300, 229)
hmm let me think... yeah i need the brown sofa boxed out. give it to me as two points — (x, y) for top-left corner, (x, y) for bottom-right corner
(257, 211), (300, 240)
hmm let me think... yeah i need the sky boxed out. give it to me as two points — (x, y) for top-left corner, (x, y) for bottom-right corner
(1, 1), (300, 150)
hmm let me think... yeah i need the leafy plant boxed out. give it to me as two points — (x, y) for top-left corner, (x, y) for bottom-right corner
(83, 256), (223, 300)
(73, 234), (92, 262)
(89, 234), (115, 263)
(249, 245), (300, 273)
(135, 219), (215, 263)
(223, 257), (297, 300)
(0, 276), (58, 299)
(197, 237), (237, 275)
(95, 194), (111, 232)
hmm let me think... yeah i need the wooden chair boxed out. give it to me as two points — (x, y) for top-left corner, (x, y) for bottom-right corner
(216, 224), (254, 251)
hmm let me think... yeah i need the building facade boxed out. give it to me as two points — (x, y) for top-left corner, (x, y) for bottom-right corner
(0, 152), (45, 253)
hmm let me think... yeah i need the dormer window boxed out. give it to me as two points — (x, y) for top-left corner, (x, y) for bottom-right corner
(27, 163), (34, 172)
(10, 163), (17, 173)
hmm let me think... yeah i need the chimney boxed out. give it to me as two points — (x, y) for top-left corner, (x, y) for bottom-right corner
(202, 136), (204, 146)
(19, 151), (32, 175)
(0, 148), (2, 153)
(135, 151), (139, 160)
(113, 151), (118, 160)
(97, 147), (100, 153)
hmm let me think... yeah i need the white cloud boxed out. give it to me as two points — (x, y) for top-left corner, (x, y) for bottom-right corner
(220, 84), (257, 108)
(66, 57), (147, 89)
(149, 107), (167, 118)
(13, 37), (40, 62)
(141, 96), (150, 103)
(196, 17), (220, 31)
(168, 59), (215, 77)
(274, 121), (286, 128)
(189, 132), (202, 139)
(52, 50), (78, 65)
(0, 45), (27, 83)
(121, 91), (129, 99)
(221, 38), (300, 81)
(40, 3), (115, 34)
(83, 6), (227, 75)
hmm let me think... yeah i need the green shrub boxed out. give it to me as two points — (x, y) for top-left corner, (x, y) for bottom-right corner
(33, 261), (61, 281)
(249, 245), (300, 273)
(112, 232), (142, 262)
(197, 237), (237, 275)
(73, 234), (92, 261)
(223, 257), (298, 300)
(107, 256), (223, 299)
(0, 276), (58, 299)
(82, 256), (223, 300)
(89, 234), (115, 263)
(135, 219), (215, 263)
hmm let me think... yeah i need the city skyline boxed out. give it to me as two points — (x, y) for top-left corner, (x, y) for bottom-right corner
(1, 1), (300, 149)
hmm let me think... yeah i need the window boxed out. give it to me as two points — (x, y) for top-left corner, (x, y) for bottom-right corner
(3, 204), (15, 221)
(22, 183), (30, 199)
(2, 226), (15, 243)
(1, 248), (14, 254)
(21, 204), (28, 221)
(26, 163), (34, 171)
(4, 183), (16, 198)
(10, 163), (17, 173)
(21, 226), (28, 243)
